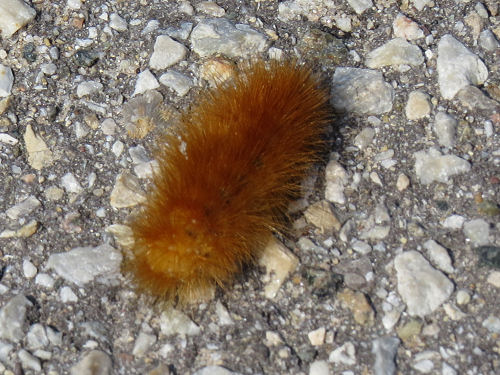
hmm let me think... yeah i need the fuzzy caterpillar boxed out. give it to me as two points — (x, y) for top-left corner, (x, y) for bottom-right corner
(126, 60), (331, 304)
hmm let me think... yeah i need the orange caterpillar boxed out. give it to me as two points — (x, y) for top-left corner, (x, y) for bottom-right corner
(127, 60), (331, 304)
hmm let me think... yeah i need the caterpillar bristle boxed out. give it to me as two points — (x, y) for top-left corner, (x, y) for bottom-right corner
(126, 60), (331, 304)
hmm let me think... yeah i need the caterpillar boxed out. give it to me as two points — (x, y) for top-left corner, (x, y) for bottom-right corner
(126, 60), (331, 304)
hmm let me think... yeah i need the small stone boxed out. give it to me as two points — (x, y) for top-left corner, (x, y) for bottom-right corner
(372, 336), (400, 375)
(324, 160), (348, 204)
(406, 91), (431, 120)
(106, 224), (135, 250)
(433, 112), (456, 148)
(442, 215), (465, 229)
(442, 363), (458, 375)
(259, 238), (299, 299)
(196, 1), (226, 17)
(133, 70), (160, 96)
(351, 240), (372, 255)
(382, 310), (401, 331)
(132, 331), (157, 357)
(393, 13), (424, 40)
(337, 288), (375, 326)
(456, 85), (500, 112)
(149, 35), (187, 70)
(192, 366), (240, 375)
(482, 315), (500, 333)
(23, 260), (37, 278)
(190, 18), (267, 59)
(77, 81), (103, 98)
(101, 118), (116, 135)
(70, 350), (112, 375)
(304, 200), (341, 233)
(396, 173), (410, 191)
(74, 49), (99, 67)
(463, 219), (490, 246)
(309, 360), (329, 375)
(308, 327), (326, 346)
(215, 301), (233, 325)
(329, 341), (356, 365)
(44, 186), (64, 201)
(479, 30), (500, 51)
(423, 239), (454, 273)
(412, 359), (434, 373)
(41, 63), (57, 76)
(0, 132), (17, 145)
(360, 223), (390, 240)
(60, 286), (78, 303)
(477, 246), (500, 269)
(456, 290), (471, 305)
(24, 124), (54, 170)
(18, 349), (41, 372)
(159, 307), (201, 336)
(366, 38), (424, 68)
(331, 67), (393, 114)
(61, 172), (83, 194)
(35, 273), (55, 289)
(26, 324), (49, 350)
(112, 140), (124, 157)
(199, 58), (236, 86)
(347, 0), (372, 14)
(6, 195), (41, 220)
(414, 148), (471, 185)
(165, 21), (193, 40)
(159, 70), (193, 96)
(437, 34), (488, 99)
(142, 20), (159, 35)
(354, 127), (375, 149)
(46, 243), (122, 286)
(109, 13), (127, 32)
(0, 295), (32, 343)
(0, 65), (14, 97)
(335, 15), (352, 32)
(487, 271), (500, 288)
(265, 331), (283, 347)
(443, 303), (466, 320)
(397, 319), (423, 347)
(394, 251), (454, 316)
(0, 0), (36, 38)
(2, 220), (38, 238)
(110, 171), (146, 208)
(67, 0), (82, 9)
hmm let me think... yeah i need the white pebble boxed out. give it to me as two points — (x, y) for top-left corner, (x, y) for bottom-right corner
(133, 70), (159, 96)
(109, 13), (127, 32)
(77, 81), (103, 98)
(67, 0), (82, 10)
(23, 260), (37, 279)
(60, 286), (78, 303)
(61, 172), (83, 194)
(0, 65), (14, 97)
(487, 271), (500, 288)
(35, 274), (55, 289)
(149, 35), (187, 70)
(442, 214), (465, 229)
(396, 173), (410, 191)
(309, 360), (330, 375)
(456, 290), (471, 305)
(463, 219), (490, 246)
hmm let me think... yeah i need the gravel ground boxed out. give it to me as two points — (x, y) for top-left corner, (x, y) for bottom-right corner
(0, 0), (499, 374)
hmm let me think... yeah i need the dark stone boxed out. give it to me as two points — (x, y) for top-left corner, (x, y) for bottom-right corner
(74, 49), (99, 67)
(477, 246), (500, 269)
(302, 267), (343, 298)
(23, 43), (37, 63)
